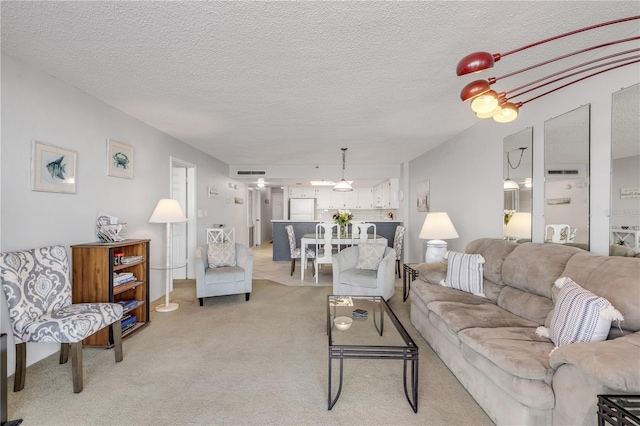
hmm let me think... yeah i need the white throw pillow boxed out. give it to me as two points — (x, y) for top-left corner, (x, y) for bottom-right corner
(439, 251), (485, 296)
(207, 243), (237, 268)
(356, 244), (386, 270)
(536, 277), (624, 349)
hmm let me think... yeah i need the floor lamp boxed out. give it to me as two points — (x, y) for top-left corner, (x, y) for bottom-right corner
(149, 198), (187, 313)
(419, 212), (459, 263)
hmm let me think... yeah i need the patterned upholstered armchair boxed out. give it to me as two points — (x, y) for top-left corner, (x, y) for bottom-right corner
(285, 225), (315, 276)
(0, 246), (123, 393)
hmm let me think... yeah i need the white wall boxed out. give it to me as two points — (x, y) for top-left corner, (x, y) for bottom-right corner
(0, 54), (248, 375)
(406, 65), (640, 262)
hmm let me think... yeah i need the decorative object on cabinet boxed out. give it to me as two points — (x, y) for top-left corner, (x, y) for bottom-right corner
(333, 148), (353, 192)
(31, 140), (77, 193)
(419, 212), (459, 263)
(2, 245), (124, 393)
(96, 213), (127, 242)
(149, 199), (187, 312)
(455, 16), (639, 123)
(71, 239), (150, 347)
(107, 138), (133, 179)
(416, 180), (429, 212)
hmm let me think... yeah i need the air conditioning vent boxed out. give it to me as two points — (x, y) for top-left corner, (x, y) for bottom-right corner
(236, 170), (266, 176)
(545, 164), (587, 178)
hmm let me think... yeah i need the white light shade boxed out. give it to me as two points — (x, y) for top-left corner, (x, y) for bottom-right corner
(471, 90), (499, 114)
(419, 212), (459, 240)
(493, 102), (519, 123)
(503, 179), (520, 191)
(149, 199), (187, 223)
(333, 179), (353, 192)
(504, 212), (532, 239)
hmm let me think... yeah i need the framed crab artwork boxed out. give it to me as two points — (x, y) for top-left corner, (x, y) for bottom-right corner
(107, 138), (134, 179)
(32, 140), (77, 193)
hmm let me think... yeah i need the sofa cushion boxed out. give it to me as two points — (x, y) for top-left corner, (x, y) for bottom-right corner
(498, 286), (554, 325)
(427, 301), (539, 334)
(339, 268), (378, 289)
(411, 280), (494, 307)
(205, 266), (245, 284)
(207, 242), (237, 268)
(355, 243), (386, 270)
(545, 277), (623, 347)
(465, 238), (518, 286)
(414, 261), (447, 285)
(441, 251), (485, 295)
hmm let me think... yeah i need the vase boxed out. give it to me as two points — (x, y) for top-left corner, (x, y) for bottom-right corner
(340, 223), (347, 237)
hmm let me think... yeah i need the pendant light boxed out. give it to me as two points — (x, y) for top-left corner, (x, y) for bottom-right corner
(504, 147), (526, 191)
(333, 148), (353, 192)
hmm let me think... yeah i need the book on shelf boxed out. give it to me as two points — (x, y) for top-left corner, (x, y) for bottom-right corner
(121, 315), (137, 330)
(116, 299), (138, 311)
(114, 272), (136, 286)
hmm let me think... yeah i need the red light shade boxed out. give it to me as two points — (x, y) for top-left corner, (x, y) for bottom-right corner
(456, 52), (502, 76)
(460, 79), (491, 101)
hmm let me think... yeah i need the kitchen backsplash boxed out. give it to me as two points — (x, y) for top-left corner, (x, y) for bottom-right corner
(316, 209), (400, 221)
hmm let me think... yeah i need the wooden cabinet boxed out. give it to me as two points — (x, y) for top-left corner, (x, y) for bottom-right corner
(71, 239), (150, 348)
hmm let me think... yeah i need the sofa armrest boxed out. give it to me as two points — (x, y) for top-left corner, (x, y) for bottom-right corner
(549, 332), (640, 391)
(414, 261), (447, 285)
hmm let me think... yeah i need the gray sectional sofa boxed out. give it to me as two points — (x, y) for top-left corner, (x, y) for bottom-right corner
(409, 238), (640, 425)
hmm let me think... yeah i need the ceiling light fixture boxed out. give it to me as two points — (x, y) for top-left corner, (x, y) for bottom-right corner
(457, 15), (640, 123)
(504, 147), (527, 191)
(256, 178), (265, 188)
(333, 148), (353, 192)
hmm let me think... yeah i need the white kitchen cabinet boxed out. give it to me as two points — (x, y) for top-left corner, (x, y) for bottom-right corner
(288, 186), (318, 198)
(373, 179), (399, 208)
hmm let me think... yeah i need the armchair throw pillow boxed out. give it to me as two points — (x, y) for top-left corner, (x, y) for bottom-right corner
(356, 244), (386, 270)
(207, 242), (237, 268)
(536, 277), (623, 350)
(439, 251), (485, 296)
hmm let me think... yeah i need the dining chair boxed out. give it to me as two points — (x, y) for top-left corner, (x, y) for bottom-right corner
(393, 225), (405, 278)
(351, 223), (377, 244)
(0, 245), (124, 393)
(545, 224), (571, 243)
(285, 225), (315, 276)
(315, 222), (339, 283)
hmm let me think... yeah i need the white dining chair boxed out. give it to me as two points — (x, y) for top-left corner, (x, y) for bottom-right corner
(545, 224), (571, 243)
(315, 222), (339, 283)
(351, 222), (376, 244)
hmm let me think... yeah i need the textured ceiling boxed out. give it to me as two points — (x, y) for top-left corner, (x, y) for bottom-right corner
(2, 2), (639, 179)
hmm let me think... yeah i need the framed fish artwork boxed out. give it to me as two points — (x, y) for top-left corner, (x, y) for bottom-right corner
(32, 141), (77, 193)
(107, 138), (134, 179)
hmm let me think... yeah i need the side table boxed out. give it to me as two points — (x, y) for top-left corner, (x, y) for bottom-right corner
(598, 394), (640, 426)
(403, 263), (420, 302)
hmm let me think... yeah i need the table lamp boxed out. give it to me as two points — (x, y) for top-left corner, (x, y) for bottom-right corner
(149, 198), (187, 312)
(419, 212), (459, 262)
(504, 212), (532, 241)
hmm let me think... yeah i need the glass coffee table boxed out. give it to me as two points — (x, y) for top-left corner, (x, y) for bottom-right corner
(327, 295), (419, 412)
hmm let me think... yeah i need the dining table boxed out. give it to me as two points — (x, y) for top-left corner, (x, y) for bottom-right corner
(299, 233), (388, 280)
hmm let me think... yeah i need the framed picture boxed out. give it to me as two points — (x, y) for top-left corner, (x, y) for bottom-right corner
(32, 141), (77, 193)
(107, 138), (134, 179)
(207, 186), (219, 198)
(416, 179), (430, 212)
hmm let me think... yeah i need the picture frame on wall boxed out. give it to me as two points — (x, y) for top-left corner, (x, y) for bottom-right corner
(416, 179), (430, 212)
(107, 138), (134, 179)
(32, 140), (77, 194)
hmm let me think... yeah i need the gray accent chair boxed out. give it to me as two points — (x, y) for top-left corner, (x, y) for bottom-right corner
(331, 245), (396, 301)
(0, 245), (123, 393)
(195, 243), (253, 306)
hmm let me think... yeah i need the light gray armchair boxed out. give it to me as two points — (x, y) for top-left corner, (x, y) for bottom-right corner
(195, 243), (253, 306)
(331, 245), (396, 301)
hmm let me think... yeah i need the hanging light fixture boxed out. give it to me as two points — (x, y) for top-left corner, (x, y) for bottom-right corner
(457, 15), (640, 123)
(504, 147), (527, 191)
(333, 148), (353, 192)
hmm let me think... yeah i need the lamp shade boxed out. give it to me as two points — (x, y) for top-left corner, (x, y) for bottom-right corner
(419, 212), (459, 240)
(333, 179), (353, 192)
(149, 199), (187, 223)
(503, 179), (520, 191)
(504, 212), (532, 239)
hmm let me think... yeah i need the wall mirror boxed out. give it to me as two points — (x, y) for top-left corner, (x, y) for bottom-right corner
(610, 83), (640, 255)
(503, 127), (533, 241)
(544, 104), (590, 248)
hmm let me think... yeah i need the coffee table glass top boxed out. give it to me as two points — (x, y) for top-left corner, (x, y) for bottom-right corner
(327, 296), (415, 348)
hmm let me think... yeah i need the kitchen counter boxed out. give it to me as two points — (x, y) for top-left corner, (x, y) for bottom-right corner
(271, 220), (403, 261)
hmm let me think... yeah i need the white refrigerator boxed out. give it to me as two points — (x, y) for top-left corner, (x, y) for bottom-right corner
(289, 198), (316, 220)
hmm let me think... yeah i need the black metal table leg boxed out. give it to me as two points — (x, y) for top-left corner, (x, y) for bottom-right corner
(328, 355), (344, 410)
(403, 353), (419, 413)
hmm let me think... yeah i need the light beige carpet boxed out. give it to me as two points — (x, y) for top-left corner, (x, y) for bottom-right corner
(7, 279), (493, 425)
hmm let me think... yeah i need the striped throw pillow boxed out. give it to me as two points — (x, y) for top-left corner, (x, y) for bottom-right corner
(440, 251), (485, 296)
(544, 277), (623, 348)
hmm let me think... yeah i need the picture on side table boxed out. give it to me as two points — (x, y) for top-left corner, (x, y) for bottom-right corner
(107, 138), (134, 179)
(31, 140), (77, 194)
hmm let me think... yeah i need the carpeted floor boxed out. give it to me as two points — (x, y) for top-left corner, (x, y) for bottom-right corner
(7, 279), (493, 425)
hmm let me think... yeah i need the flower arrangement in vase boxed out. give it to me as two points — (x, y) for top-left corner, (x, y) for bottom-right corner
(333, 209), (353, 236)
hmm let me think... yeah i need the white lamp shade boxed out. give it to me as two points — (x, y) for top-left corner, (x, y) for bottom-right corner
(149, 199), (187, 223)
(504, 179), (520, 191)
(419, 212), (459, 240)
(504, 212), (532, 239)
(333, 179), (353, 192)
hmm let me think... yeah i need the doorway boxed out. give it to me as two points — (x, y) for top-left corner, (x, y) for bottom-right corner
(171, 157), (197, 279)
